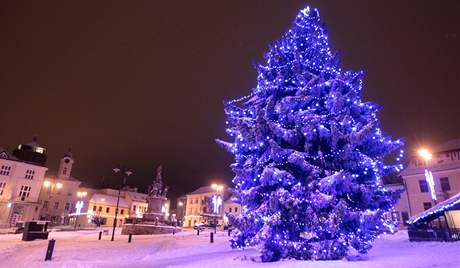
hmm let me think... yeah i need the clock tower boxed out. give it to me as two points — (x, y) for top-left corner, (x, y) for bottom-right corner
(57, 149), (74, 179)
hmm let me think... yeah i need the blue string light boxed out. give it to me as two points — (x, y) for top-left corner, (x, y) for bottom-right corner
(216, 6), (404, 262)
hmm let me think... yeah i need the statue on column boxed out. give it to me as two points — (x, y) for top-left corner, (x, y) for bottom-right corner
(148, 165), (168, 198)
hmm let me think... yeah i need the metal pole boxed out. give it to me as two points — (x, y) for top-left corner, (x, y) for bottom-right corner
(111, 184), (122, 241)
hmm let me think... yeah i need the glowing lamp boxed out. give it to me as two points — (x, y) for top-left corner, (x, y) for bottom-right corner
(417, 148), (432, 162)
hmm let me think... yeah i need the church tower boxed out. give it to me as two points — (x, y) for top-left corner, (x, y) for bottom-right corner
(57, 149), (74, 179)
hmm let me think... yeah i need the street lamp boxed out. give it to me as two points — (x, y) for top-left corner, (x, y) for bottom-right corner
(74, 191), (87, 230)
(111, 167), (133, 241)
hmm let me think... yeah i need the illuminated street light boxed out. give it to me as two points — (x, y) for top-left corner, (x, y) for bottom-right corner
(178, 201), (183, 207)
(417, 148), (433, 162)
(43, 181), (51, 187)
(56, 183), (63, 189)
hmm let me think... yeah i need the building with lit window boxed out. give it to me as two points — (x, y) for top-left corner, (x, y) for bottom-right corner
(38, 150), (82, 225)
(0, 138), (48, 227)
(223, 194), (242, 227)
(72, 187), (149, 228)
(391, 139), (460, 226)
(184, 184), (231, 228)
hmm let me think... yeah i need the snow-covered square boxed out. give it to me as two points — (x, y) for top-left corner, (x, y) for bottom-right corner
(0, 229), (459, 268)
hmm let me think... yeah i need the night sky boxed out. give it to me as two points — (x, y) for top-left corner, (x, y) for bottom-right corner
(1, 1), (459, 200)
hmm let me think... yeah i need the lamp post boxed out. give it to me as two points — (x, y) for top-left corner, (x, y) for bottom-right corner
(111, 167), (132, 241)
(211, 184), (223, 233)
(74, 191), (87, 230)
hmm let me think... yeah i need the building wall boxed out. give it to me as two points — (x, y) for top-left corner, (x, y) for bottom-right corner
(86, 200), (129, 227)
(184, 187), (229, 228)
(0, 158), (47, 226)
(129, 200), (148, 218)
(184, 193), (205, 227)
(223, 200), (241, 226)
(72, 187), (148, 228)
(393, 147), (460, 226)
(38, 178), (81, 225)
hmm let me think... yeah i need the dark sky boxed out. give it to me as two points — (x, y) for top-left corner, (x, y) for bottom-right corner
(1, 1), (459, 200)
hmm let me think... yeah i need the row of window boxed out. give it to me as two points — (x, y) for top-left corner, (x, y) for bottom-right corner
(0, 166), (36, 179)
(133, 205), (147, 213)
(228, 206), (239, 213)
(43, 201), (72, 211)
(0, 165), (11, 176)
(92, 205), (125, 215)
(418, 177), (450, 192)
(25, 169), (35, 180)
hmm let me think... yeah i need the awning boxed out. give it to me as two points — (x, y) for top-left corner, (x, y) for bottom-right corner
(408, 192), (460, 225)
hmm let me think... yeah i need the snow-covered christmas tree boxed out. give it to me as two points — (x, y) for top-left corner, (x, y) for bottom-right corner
(217, 7), (404, 262)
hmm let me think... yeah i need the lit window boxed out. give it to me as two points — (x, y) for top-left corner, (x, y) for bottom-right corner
(19, 185), (31, 201)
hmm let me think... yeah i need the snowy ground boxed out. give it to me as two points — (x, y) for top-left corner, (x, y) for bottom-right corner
(0, 228), (459, 268)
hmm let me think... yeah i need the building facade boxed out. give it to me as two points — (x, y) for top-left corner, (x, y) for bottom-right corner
(223, 195), (242, 227)
(0, 140), (48, 227)
(73, 187), (149, 228)
(184, 185), (235, 228)
(392, 139), (460, 226)
(38, 151), (82, 225)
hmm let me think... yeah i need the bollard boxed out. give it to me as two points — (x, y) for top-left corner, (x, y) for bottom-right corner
(210, 232), (214, 243)
(98, 231), (102, 240)
(197, 228), (200, 236)
(128, 233), (132, 243)
(45, 239), (56, 261)
(228, 229), (231, 237)
(173, 228), (175, 235)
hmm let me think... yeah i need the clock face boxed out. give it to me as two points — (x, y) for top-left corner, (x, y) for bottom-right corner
(64, 158), (70, 164)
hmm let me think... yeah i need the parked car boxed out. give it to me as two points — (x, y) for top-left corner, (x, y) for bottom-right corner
(193, 223), (221, 230)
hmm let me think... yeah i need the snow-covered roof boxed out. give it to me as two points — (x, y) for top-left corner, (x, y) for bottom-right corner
(89, 193), (129, 208)
(408, 192), (460, 225)
(125, 191), (148, 202)
(189, 186), (215, 195)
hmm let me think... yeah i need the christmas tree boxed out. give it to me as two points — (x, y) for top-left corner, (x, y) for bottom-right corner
(217, 7), (404, 262)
